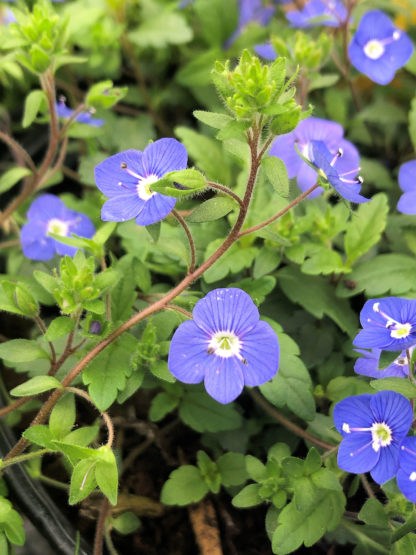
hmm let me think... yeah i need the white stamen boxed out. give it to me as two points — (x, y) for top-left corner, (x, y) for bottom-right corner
(410, 472), (416, 481)
(342, 423), (350, 433)
(207, 330), (245, 362)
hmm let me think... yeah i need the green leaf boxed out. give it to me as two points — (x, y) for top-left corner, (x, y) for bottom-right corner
(0, 167), (32, 194)
(22, 89), (46, 127)
(308, 73), (339, 91)
(128, 11), (193, 48)
(83, 338), (136, 411)
(232, 484), (263, 508)
(370, 378), (416, 399)
(253, 248), (281, 279)
(33, 270), (57, 295)
(86, 80), (127, 110)
(245, 455), (267, 481)
(22, 425), (55, 449)
(151, 169), (207, 197)
(409, 95), (416, 152)
(216, 119), (251, 140)
(378, 350), (399, 369)
(179, 392), (242, 432)
(52, 441), (98, 462)
(203, 240), (257, 283)
(149, 392), (180, 422)
(260, 332), (315, 421)
(44, 316), (75, 341)
(10, 376), (62, 397)
(49, 393), (76, 439)
(161, 466), (208, 506)
(336, 254), (416, 298)
(2, 508), (25, 546)
(149, 359), (176, 383)
(193, 110), (232, 130)
(358, 498), (389, 528)
(304, 448), (321, 475)
(111, 512), (141, 535)
(95, 447), (118, 505)
(271, 491), (345, 554)
(344, 194), (389, 265)
(392, 511), (416, 543)
(217, 453), (248, 486)
(261, 157), (289, 198)
(69, 458), (98, 505)
(278, 266), (357, 336)
(187, 197), (236, 223)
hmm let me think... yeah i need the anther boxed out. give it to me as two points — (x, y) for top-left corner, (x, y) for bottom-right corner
(120, 162), (127, 169)
(393, 31), (401, 40)
(356, 176), (364, 184)
(206, 347), (215, 355)
(337, 148), (343, 157)
(58, 95), (66, 103)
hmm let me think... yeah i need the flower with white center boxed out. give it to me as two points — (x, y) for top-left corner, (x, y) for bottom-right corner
(94, 138), (188, 226)
(397, 160), (416, 215)
(353, 297), (416, 352)
(348, 10), (413, 85)
(354, 348), (411, 379)
(21, 195), (95, 261)
(333, 391), (412, 484)
(168, 288), (279, 404)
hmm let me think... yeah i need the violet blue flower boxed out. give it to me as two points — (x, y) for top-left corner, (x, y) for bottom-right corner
(94, 138), (187, 226)
(354, 348), (410, 379)
(397, 437), (416, 502)
(397, 160), (416, 215)
(269, 117), (360, 198)
(2, 8), (16, 24)
(254, 42), (277, 60)
(225, 0), (275, 47)
(21, 195), (95, 261)
(348, 10), (413, 85)
(333, 391), (413, 484)
(286, 0), (347, 28)
(354, 297), (416, 352)
(55, 99), (104, 127)
(309, 140), (368, 203)
(168, 288), (279, 404)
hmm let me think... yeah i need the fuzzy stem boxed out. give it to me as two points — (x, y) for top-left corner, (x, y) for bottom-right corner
(0, 131), (37, 173)
(93, 498), (110, 555)
(172, 209), (196, 274)
(206, 181), (245, 209)
(1, 448), (51, 470)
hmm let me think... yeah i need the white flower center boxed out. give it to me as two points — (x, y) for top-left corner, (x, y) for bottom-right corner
(137, 174), (159, 201)
(372, 302), (412, 339)
(371, 422), (392, 452)
(363, 39), (385, 60)
(207, 331), (245, 362)
(390, 323), (412, 339)
(47, 218), (69, 237)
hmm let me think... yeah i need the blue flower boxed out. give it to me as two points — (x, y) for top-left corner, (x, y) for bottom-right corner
(309, 140), (368, 203)
(168, 288), (279, 404)
(56, 99), (104, 127)
(348, 10), (413, 85)
(225, 0), (275, 47)
(333, 391), (413, 484)
(2, 8), (16, 24)
(353, 297), (416, 352)
(397, 160), (416, 215)
(21, 195), (95, 261)
(354, 348), (410, 379)
(269, 117), (360, 198)
(254, 42), (277, 60)
(286, 0), (347, 28)
(397, 437), (416, 502)
(94, 138), (187, 226)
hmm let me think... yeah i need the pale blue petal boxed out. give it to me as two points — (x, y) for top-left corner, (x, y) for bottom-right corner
(101, 194), (143, 222)
(240, 321), (279, 386)
(142, 138), (187, 177)
(204, 356), (245, 404)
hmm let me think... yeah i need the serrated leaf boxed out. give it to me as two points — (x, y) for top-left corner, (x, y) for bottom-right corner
(10, 376), (62, 397)
(369, 378), (416, 399)
(179, 392), (242, 432)
(161, 466), (208, 506)
(344, 194), (389, 265)
(358, 498), (389, 528)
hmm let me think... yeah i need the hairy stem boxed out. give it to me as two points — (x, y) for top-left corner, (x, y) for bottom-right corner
(249, 389), (335, 450)
(206, 181), (245, 209)
(172, 209), (196, 274)
(1, 448), (51, 470)
(93, 498), (110, 555)
(0, 131), (37, 173)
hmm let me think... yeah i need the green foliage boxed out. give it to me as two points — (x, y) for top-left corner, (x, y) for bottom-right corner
(0, 497), (25, 547)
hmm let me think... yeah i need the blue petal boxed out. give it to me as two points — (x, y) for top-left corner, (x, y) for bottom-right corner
(101, 194), (144, 222)
(295, 117), (344, 145)
(27, 194), (67, 223)
(54, 241), (77, 257)
(396, 468), (416, 503)
(370, 391), (413, 440)
(240, 321), (279, 386)
(333, 394), (373, 434)
(370, 444), (400, 484)
(337, 433), (380, 474)
(21, 221), (56, 261)
(70, 212), (96, 239)
(142, 138), (187, 177)
(134, 193), (176, 226)
(354, 348), (409, 378)
(397, 191), (416, 215)
(399, 160), (416, 193)
(254, 43), (277, 60)
(398, 437), (416, 474)
(296, 162), (323, 197)
(204, 356), (245, 404)
(95, 150), (144, 197)
(192, 288), (259, 336)
(353, 10), (396, 44)
(168, 320), (209, 384)
(353, 327), (396, 350)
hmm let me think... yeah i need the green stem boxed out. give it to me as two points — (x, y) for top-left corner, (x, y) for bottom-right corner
(1, 448), (51, 470)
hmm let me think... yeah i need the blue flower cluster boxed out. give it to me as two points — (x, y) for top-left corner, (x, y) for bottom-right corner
(334, 297), (416, 502)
